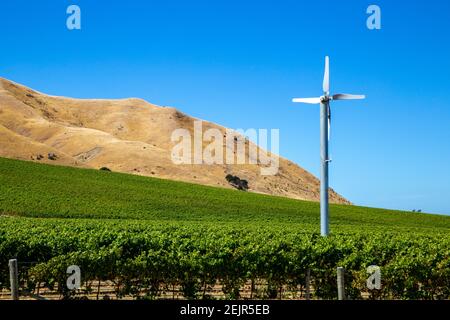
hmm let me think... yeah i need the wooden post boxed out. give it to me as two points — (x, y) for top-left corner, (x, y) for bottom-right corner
(9, 259), (19, 300)
(305, 269), (311, 300)
(337, 267), (345, 300)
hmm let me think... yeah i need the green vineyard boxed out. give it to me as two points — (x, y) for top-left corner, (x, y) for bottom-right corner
(1, 157), (450, 299)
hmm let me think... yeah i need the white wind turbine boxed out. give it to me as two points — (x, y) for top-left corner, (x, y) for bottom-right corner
(292, 56), (365, 236)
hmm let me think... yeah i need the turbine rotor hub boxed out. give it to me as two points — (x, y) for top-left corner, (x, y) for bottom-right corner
(320, 95), (331, 102)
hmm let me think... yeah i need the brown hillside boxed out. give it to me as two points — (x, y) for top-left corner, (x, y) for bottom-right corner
(0, 77), (350, 204)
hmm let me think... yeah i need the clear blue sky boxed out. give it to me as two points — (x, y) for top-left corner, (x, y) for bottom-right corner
(1, 0), (450, 214)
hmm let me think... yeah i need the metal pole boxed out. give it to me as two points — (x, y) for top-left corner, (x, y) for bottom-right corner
(320, 101), (329, 236)
(9, 259), (19, 300)
(305, 269), (311, 300)
(337, 267), (345, 300)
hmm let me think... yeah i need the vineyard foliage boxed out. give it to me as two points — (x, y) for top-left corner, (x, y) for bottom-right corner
(1, 157), (450, 299)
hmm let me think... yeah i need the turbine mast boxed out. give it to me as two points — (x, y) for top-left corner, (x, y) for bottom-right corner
(321, 56), (330, 236)
(320, 98), (330, 236)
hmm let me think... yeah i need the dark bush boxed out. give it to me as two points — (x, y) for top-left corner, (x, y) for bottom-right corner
(225, 174), (248, 191)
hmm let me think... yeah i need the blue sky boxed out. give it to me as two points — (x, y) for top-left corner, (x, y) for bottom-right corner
(1, 0), (450, 214)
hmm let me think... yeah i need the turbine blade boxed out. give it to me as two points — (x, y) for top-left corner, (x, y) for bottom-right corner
(292, 97), (321, 104)
(323, 56), (330, 94)
(332, 94), (365, 100)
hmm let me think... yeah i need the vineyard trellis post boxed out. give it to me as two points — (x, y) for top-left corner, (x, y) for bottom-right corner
(9, 259), (19, 300)
(305, 269), (311, 300)
(337, 267), (345, 300)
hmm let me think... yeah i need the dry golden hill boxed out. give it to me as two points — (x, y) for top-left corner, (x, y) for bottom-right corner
(0, 77), (349, 204)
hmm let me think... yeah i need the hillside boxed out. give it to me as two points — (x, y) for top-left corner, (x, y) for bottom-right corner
(0, 77), (348, 204)
(1, 157), (449, 233)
